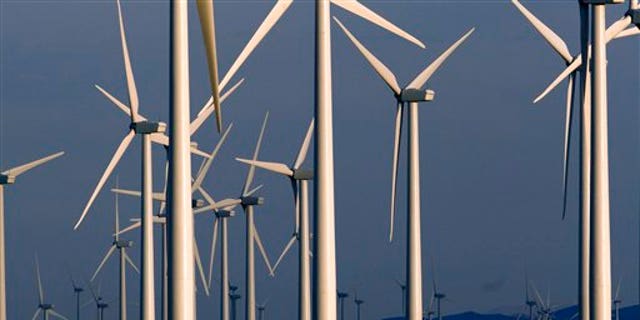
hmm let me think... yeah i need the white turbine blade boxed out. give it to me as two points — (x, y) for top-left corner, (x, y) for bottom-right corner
(193, 124), (233, 190)
(75, 130), (135, 230)
(194, 198), (241, 215)
(246, 184), (264, 197)
(196, 0), (223, 133)
(218, 0), (293, 91)
(94, 85), (144, 120)
(605, 16), (632, 42)
(192, 78), (244, 134)
(48, 309), (70, 320)
(124, 252), (140, 274)
(271, 235), (296, 273)
(116, 0), (139, 122)
(561, 73), (576, 220)
(115, 180), (120, 239)
(197, 186), (217, 207)
(193, 237), (210, 296)
(529, 281), (545, 308)
(331, 0), (425, 49)
(333, 17), (401, 95)
(158, 160), (169, 215)
(407, 28), (475, 90)
(293, 118), (315, 170)
(253, 224), (274, 276)
(242, 112), (269, 195)
(91, 245), (117, 281)
(615, 26), (640, 39)
(510, 0), (573, 63)
(31, 309), (42, 320)
(3, 151), (64, 177)
(111, 188), (141, 198)
(116, 221), (141, 237)
(389, 102), (403, 242)
(236, 158), (293, 177)
(35, 255), (44, 304)
(207, 218), (219, 288)
(614, 277), (622, 300)
(149, 134), (210, 158)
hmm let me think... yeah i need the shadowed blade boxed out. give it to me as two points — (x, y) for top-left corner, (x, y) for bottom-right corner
(605, 16), (632, 41)
(207, 218), (219, 288)
(615, 26), (640, 38)
(254, 224), (274, 276)
(331, 0), (425, 48)
(48, 309), (69, 320)
(115, 220), (141, 236)
(3, 151), (64, 177)
(124, 252), (139, 274)
(293, 119), (315, 170)
(561, 73), (575, 220)
(196, 0), (223, 133)
(35, 255), (44, 304)
(333, 17), (401, 95)
(408, 28), (475, 90)
(31, 309), (41, 320)
(511, 0), (572, 63)
(389, 102), (403, 242)
(91, 245), (117, 281)
(242, 112), (269, 195)
(272, 235), (296, 273)
(236, 159), (293, 177)
(75, 130), (135, 230)
(194, 238), (210, 296)
(116, 0), (139, 123)
(219, 0), (293, 91)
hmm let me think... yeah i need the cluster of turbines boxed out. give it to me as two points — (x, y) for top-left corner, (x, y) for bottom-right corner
(0, 0), (639, 320)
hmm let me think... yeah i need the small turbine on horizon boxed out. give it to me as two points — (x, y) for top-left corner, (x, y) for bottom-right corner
(31, 255), (69, 320)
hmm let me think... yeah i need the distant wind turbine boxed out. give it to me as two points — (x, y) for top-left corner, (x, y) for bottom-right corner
(334, 17), (474, 320)
(612, 277), (622, 320)
(395, 279), (407, 316)
(0, 150), (63, 320)
(236, 119), (314, 320)
(354, 294), (364, 320)
(337, 291), (349, 320)
(68, 274), (84, 320)
(256, 298), (268, 320)
(230, 285), (241, 320)
(32, 255), (70, 320)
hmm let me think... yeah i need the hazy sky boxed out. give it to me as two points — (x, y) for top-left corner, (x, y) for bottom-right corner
(1, 1), (638, 319)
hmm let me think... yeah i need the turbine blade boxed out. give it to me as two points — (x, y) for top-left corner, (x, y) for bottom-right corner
(111, 188), (142, 198)
(116, 221), (141, 237)
(158, 159), (169, 215)
(75, 130), (135, 230)
(218, 0), (293, 91)
(293, 118), (315, 170)
(207, 218), (219, 288)
(149, 134), (211, 158)
(115, 179), (120, 239)
(116, 0), (139, 122)
(510, 0), (573, 63)
(31, 309), (42, 320)
(530, 281), (545, 308)
(48, 309), (70, 320)
(614, 26), (640, 39)
(124, 252), (140, 274)
(407, 28), (475, 90)
(614, 276), (622, 300)
(242, 112), (269, 195)
(561, 73), (576, 220)
(604, 16), (632, 42)
(236, 158), (293, 176)
(3, 151), (64, 177)
(389, 102), (403, 242)
(331, 0), (425, 48)
(193, 198), (241, 215)
(333, 17), (401, 95)
(534, 57), (581, 103)
(91, 245), (117, 281)
(246, 184), (264, 197)
(194, 237), (210, 296)
(35, 255), (44, 304)
(193, 123), (233, 190)
(253, 223), (274, 276)
(94, 85), (143, 120)
(192, 78), (244, 134)
(196, 0), (223, 133)
(272, 235), (296, 273)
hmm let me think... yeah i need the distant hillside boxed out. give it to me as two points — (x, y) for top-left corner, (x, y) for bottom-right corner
(382, 304), (639, 320)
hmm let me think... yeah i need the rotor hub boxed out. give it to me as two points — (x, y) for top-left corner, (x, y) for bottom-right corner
(293, 169), (313, 180)
(398, 88), (435, 103)
(130, 121), (166, 134)
(215, 210), (234, 218)
(241, 196), (264, 206)
(0, 174), (15, 185)
(114, 239), (133, 248)
(191, 198), (205, 209)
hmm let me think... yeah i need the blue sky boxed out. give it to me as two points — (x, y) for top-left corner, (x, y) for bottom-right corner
(1, 1), (638, 319)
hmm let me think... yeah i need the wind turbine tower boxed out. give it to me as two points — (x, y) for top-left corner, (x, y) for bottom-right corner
(337, 291), (349, 320)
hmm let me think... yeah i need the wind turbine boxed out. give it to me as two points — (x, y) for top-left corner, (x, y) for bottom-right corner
(216, 2), (424, 317)
(32, 255), (69, 320)
(256, 298), (268, 320)
(230, 285), (241, 320)
(337, 291), (349, 320)
(523, 274), (537, 320)
(194, 113), (273, 320)
(394, 279), (407, 316)
(236, 119), (314, 320)
(354, 294), (364, 320)
(431, 261), (446, 320)
(612, 277), (622, 320)
(334, 18), (474, 320)
(90, 181), (139, 320)
(69, 274), (84, 320)
(86, 282), (109, 320)
(0, 150), (63, 320)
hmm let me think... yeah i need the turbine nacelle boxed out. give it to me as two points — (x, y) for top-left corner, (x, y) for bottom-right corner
(292, 169), (313, 181)
(73, 287), (84, 293)
(241, 196), (264, 206)
(398, 88), (435, 103)
(0, 174), (15, 185)
(628, 8), (640, 27)
(114, 239), (133, 248)
(215, 210), (235, 218)
(191, 198), (206, 209)
(39, 304), (53, 310)
(129, 121), (167, 134)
